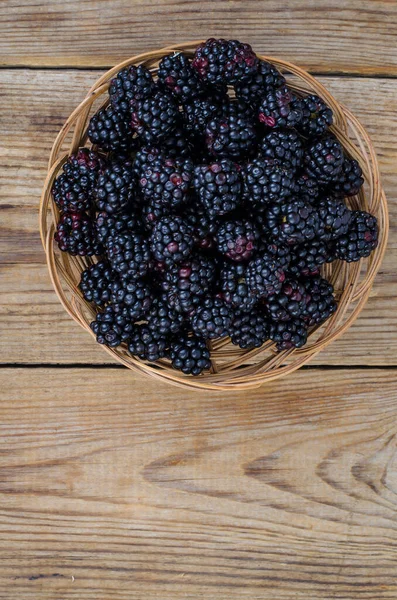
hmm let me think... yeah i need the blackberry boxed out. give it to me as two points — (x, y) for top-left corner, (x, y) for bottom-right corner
(146, 296), (185, 337)
(110, 278), (153, 320)
(130, 89), (179, 143)
(288, 239), (334, 277)
(95, 211), (141, 245)
(205, 100), (257, 159)
(246, 252), (286, 298)
(139, 155), (194, 208)
(295, 173), (319, 202)
(297, 94), (333, 138)
(266, 279), (309, 322)
(230, 309), (270, 349)
(334, 210), (378, 262)
(90, 304), (134, 347)
(191, 296), (233, 339)
(150, 215), (194, 265)
(55, 213), (102, 256)
(106, 232), (151, 279)
(259, 129), (304, 173)
(183, 199), (218, 249)
(317, 196), (352, 242)
(182, 91), (227, 137)
(258, 86), (303, 129)
(95, 160), (136, 214)
(193, 159), (242, 216)
(169, 333), (211, 375)
(216, 219), (259, 262)
(88, 105), (134, 153)
(141, 201), (172, 231)
(303, 277), (336, 326)
(52, 149), (105, 214)
(163, 254), (217, 314)
(192, 38), (258, 86)
(269, 318), (308, 351)
(158, 52), (205, 101)
(128, 325), (168, 361)
(329, 158), (364, 197)
(159, 124), (194, 158)
(109, 64), (155, 116)
(304, 135), (344, 183)
(133, 145), (164, 178)
(79, 260), (114, 307)
(219, 263), (257, 311)
(266, 198), (323, 245)
(242, 158), (296, 207)
(234, 59), (286, 105)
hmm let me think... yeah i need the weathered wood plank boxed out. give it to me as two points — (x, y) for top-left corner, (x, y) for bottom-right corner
(1, 1), (397, 74)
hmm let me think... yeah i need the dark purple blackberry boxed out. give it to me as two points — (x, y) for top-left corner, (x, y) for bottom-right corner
(109, 65), (155, 116)
(95, 211), (141, 245)
(246, 252), (286, 298)
(52, 149), (105, 213)
(329, 158), (364, 197)
(304, 135), (344, 183)
(141, 201), (172, 231)
(294, 173), (319, 202)
(88, 105), (135, 153)
(216, 219), (259, 262)
(266, 279), (309, 322)
(55, 213), (102, 256)
(192, 38), (258, 86)
(260, 241), (292, 271)
(158, 52), (205, 101)
(90, 304), (134, 347)
(234, 59), (286, 105)
(269, 318), (308, 351)
(258, 86), (303, 129)
(95, 160), (136, 214)
(259, 129), (304, 173)
(159, 124), (194, 158)
(79, 260), (114, 307)
(193, 159), (242, 217)
(110, 278), (154, 320)
(317, 197), (352, 242)
(302, 277), (336, 326)
(163, 254), (217, 314)
(106, 232), (151, 279)
(169, 333), (211, 375)
(182, 91), (227, 137)
(334, 210), (378, 262)
(130, 89), (179, 143)
(288, 239), (334, 277)
(242, 158), (296, 207)
(205, 100), (257, 159)
(191, 296), (233, 339)
(146, 296), (185, 337)
(139, 155), (194, 208)
(230, 309), (270, 349)
(297, 94), (333, 138)
(266, 198), (323, 245)
(183, 199), (218, 249)
(150, 216), (194, 265)
(133, 146), (164, 178)
(128, 325), (168, 361)
(219, 263), (257, 311)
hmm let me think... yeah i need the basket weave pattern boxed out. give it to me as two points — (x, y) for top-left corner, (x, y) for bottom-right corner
(40, 42), (388, 390)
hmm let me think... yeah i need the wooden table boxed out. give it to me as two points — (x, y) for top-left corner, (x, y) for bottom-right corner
(1, 2), (397, 598)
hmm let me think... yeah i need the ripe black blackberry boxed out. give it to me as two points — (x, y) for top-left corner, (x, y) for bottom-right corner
(128, 325), (168, 361)
(79, 260), (114, 307)
(304, 134), (344, 183)
(216, 219), (259, 262)
(141, 201), (172, 231)
(150, 215), (194, 265)
(329, 157), (364, 197)
(182, 91), (228, 137)
(183, 199), (218, 249)
(130, 89), (179, 143)
(88, 105), (134, 153)
(191, 296), (233, 339)
(266, 198), (323, 245)
(95, 211), (141, 245)
(163, 254), (217, 314)
(288, 239), (334, 277)
(146, 295), (185, 337)
(109, 64), (155, 116)
(234, 59), (286, 105)
(110, 278), (154, 320)
(133, 146), (164, 177)
(55, 213), (102, 256)
(246, 252), (286, 298)
(205, 100), (257, 159)
(169, 333), (211, 375)
(269, 318), (308, 351)
(334, 210), (378, 262)
(303, 277), (336, 326)
(266, 279), (309, 322)
(259, 129), (304, 173)
(95, 160), (136, 214)
(192, 38), (258, 85)
(258, 86), (303, 129)
(193, 159), (242, 216)
(139, 155), (194, 208)
(106, 232), (151, 279)
(297, 94), (333, 138)
(90, 304), (134, 347)
(158, 52), (205, 101)
(317, 196), (352, 242)
(230, 309), (270, 349)
(219, 263), (257, 311)
(294, 173), (319, 202)
(242, 158), (296, 207)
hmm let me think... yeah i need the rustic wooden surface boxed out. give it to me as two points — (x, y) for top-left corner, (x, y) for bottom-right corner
(1, 2), (397, 597)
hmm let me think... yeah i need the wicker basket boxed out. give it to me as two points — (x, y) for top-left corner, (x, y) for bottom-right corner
(39, 42), (388, 391)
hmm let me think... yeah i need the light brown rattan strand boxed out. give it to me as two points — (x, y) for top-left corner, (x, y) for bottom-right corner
(39, 44), (388, 391)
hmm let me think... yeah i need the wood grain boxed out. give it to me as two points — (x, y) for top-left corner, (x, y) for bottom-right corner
(1, 0), (397, 74)
(0, 367), (396, 599)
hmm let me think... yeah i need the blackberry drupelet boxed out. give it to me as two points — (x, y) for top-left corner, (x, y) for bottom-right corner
(90, 304), (134, 347)
(128, 325), (168, 361)
(163, 254), (217, 314)
(294, 173), (319, 202)
(150, 215), (194, 265)
(329, 157), (364, 197)
(79, 260), (114, 307)
(106, 232), (151, 279)
(193, 159), (242, 216)
(95, 160), (136, 214)
(297, 94), (333, 138)
(234, 59), (286, 105)
(288, 239), (334, 277)
(317, 196), (352, 242)
(261, 241), (292, 271)
(141, 201), (172, 230)
(192, 38), (258, 86)
(158, 52), (205, 101)
(182, 91), (227, 137)
(334, 210), (378, 262)
(258, 86), (303, 129)
(95, 211), (141, 245)
(242, 158), (296, 207)
(205, 100), (257, 159)
(304, 134), (344, 183)
(191, 296), (233, 339)
(266, 279), (309, 322)
(139, 155), (194, 208)
(169, 333), (211, 375)
(183, 199), (218, 249)
(216, 219), (259, 262)
(266, 198), (323, 245)
(219, 263), (257, 311)
(131, 89), (179, 143)
(269, 318), (308, 350)
(55, 213), (102, 256)
(259, 129), (304, 173)
(246, 252), (286, 298)
(230, 309), (270, 349)
(110, 278), (154, 320)
(303, 277), (336, 326)
(146, 296), (185, 337)
(109, 64), (155, 116)
(88, 105), (134, 153)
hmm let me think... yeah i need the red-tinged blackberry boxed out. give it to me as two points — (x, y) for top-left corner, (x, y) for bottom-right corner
(266, 279), (309, 322)
(193, 159), (242, 216)
(192, 38), (258, 86)
(106, 232), (151, 279)
(55, 212), (102, 256)
(230, 309), (270, 349)
(141, 201), (172, 231)
(269, 318), (308, 351)
(150, 215), (194, 265)
(216, 219), (259, 262)
(219, 263), (257, 311)
(128, 325), (168, 361)
(288, 239), (334, 277)
(158, 52), (205, 101)
(294, 173), (319, 202)
(183, 199), (218, 249)
(146, 295), (185, 337)
(329, 157), (364, 197)
(130, 89), (179, 143)
(139, 155), (194, 208)
(169, 333), (211, 375)
(191, 296), (233, 339)
(334, 210), (378, 262)
(79, 260), (115, 307)
(205, 100), (257, 159)
(317, 196), (352, 242)
(109, 64), (155, 116)
(234, 59), (286, 105)
(88, 105), (135, 153)
(90, 304), (134, 347)
(260, 241), (292, 271)
(110, 278), (154, 320)
(302, 277), (336, 326)
(182, 91), (228, 137)
(95, 211), (141, 245)
(133, 146), (164, 178)
(258, 86), (303, 129)
(163, 254), (217, 314)
(242, 158), (296, 207)
(159, 124), (194, 158)
(246, 252), (286, 298)
(259, 129), (304, 173)
(297, 94), (333, 138)
(304, 135), (344, 183)
(266, 198), (323, 245)
(95, 160), (136, 214)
